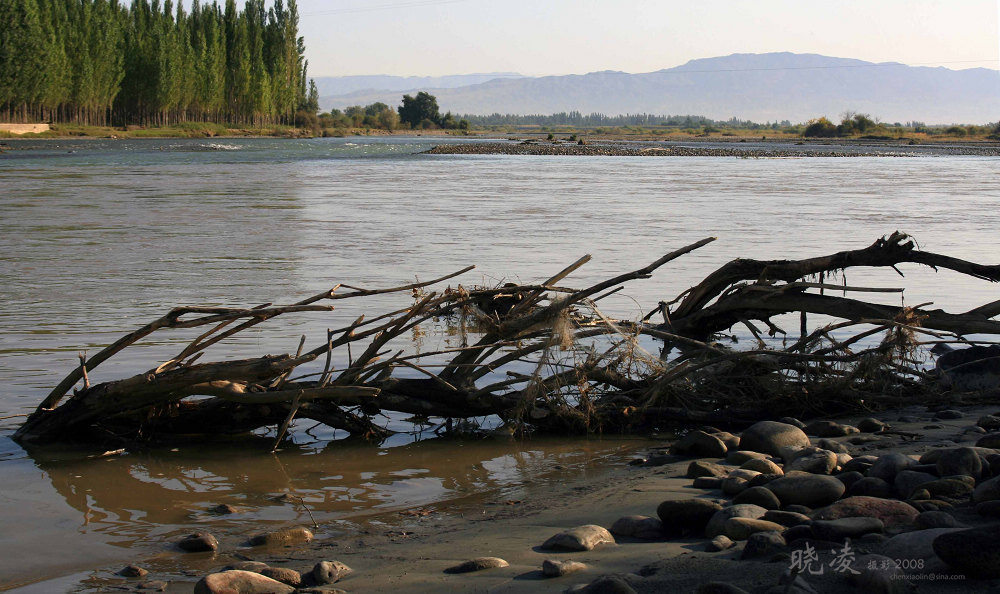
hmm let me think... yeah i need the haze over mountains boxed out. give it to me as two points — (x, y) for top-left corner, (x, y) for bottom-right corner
(318, 53), (1000, 124)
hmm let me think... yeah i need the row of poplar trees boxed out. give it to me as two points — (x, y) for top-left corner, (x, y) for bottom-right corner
(0, 0), (319, 127)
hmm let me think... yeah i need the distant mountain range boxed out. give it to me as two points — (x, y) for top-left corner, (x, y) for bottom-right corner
(318, 53), (1000, 124)
(312, 73), (524, 97)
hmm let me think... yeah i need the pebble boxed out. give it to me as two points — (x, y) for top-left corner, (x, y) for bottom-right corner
(762, 510), (810, 526)
(687, 460), (729, 479)
(848, 476), (893, 498)
(936, 446), (983, 478)
(816, 438), (849, 454)
(785, 449), (837, 474)
(210, 504), (239, 515)
(693, 477), (723, 489)
(856, 418), (888, 433)
(893, 469), (936, 499)
(670, 430), (729, 458)
(977, 433), (1000, 449)
(739, 458), (783, 475)
(934, 409), (964, 420)
(444, 557), (509, 574)
(866, 453), (916, 482)
(727, 450), (768, 465)
(921, 478), (974, 500)
(541, 525), (615, 551)
(915, 510), (961, 529)
(739, 421), (810, 456)
(177, 533), (218, 553)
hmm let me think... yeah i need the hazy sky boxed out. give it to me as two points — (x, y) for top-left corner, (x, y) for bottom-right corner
(291, 0), (1000, 77)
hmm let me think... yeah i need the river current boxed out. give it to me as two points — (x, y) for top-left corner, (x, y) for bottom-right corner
(0, 136), (997, 588)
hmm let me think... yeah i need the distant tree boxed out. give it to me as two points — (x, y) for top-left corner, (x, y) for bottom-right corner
(364, 101), (389, 116)
(398, 91), (439, 128)
(803, 117), (837, 137)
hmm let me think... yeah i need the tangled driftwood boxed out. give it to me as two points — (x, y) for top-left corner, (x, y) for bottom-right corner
(14, 232), (1000, 446)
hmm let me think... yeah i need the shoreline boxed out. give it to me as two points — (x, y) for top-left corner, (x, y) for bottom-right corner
(41, 403), (1000, 594)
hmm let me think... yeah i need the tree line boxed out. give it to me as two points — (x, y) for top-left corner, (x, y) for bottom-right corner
(0, 0), (317, 127)
(316, 92), (469, 131)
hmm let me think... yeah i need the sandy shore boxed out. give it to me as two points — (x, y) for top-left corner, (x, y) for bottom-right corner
(60, 403), (1000, 594)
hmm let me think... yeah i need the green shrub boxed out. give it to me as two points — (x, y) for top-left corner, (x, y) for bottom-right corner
(803, 117), (837, 137)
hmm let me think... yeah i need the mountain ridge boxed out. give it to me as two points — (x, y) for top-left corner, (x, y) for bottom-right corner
(318, 53), (999, 124)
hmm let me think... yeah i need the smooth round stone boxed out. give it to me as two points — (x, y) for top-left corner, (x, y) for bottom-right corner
(803, 420), (858, 437)
(248, 526), (313, 547)
(732, 486), (781, 510)
(706, 535), (735, 552)
(746, 473), (782, 488)
(867, 453), (916, 482)
(740, 458), (783, 475)
(816, 438), (850, 454)
(934, 409), (964, 420)
(740, 530), (787, 559)
(936, 447), (983, 479)
(810, 517), (884, 541)
(444, 557), (510, 574)
(194, 571), (294, 594)
(542, 559), (587, 577)
(727, 450), (768, 465)
(848, 476), (892, 499)
(915, 511), (960, 529)
(841, 455), (878, 474)
(178, 532), (219, 553)
(312, 561), (352, 585)
(835, 470), (865, 491)
(541, 525), (615, 551)
(259, 567), (302, 587)
(687, 460), (729, 479)
(933, 527), (1000, 578)
(810, 496), (919, 528)
(670, 430), (729, 458)
(740, 421), (810, 456)
(894, 470), (937, 499)
(693, 477), (723, 490)
(572, 576), (637, 594)
(786, 449), (838, 475)
(658, 499), (724, 536)
(609, 515), (663, 539)
(976, 500), (1000, 516)
(973, 475), (1000, 503)
(764, 472), (846, 507)
(856, 418), (888, 433)
(722, 517), (785, 541)
(978, 415), (1000, 431)
(118, 565), (148, 578)
(777, 417), (805, 429)
(977, 433), (1000, 449)
(762, 509), (811, 527)
(705, 504), (767, 538)
(922, 478), (974, 500)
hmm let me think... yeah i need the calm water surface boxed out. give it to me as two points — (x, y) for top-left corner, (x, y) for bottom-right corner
(1, 136), (998, 587)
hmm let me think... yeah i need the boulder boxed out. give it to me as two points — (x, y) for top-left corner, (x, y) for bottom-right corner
(933, 526), (1000, 578)
(541, 525), (615, 551)
(816, 438), (850, 454)
(194, 571), (295, 594)
(978, 415), (1000, 431)
(921, 478), (974, 500)
(609, 515), (663, 539)
(978, 433), (1000, 449)
(841, 455), (878, 474)
(809, 496), (918, 528)
(705, 504), (768, 538)
(571, 576), (637, 594)
(764, 472), (845, 507)
(657, 499), (723, 536)
(693, 477), (723, 490)
(739, 421), (810, 456)
(915, 511), (960, 529)
(934, 409), (963, 419)
(444, 557), (509, 574)
(856, 418), (888, 433)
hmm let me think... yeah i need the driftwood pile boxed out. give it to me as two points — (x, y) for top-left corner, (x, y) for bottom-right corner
(14, 232), (1000, 446)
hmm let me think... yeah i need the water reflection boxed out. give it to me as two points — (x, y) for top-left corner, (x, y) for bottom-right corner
(26, 435), (637, 549)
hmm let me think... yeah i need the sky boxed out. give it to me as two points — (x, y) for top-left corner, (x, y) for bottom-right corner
(290, 0), (1000, 77)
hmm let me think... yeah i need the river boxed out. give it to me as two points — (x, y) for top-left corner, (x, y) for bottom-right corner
(0, 136), (998, 589)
